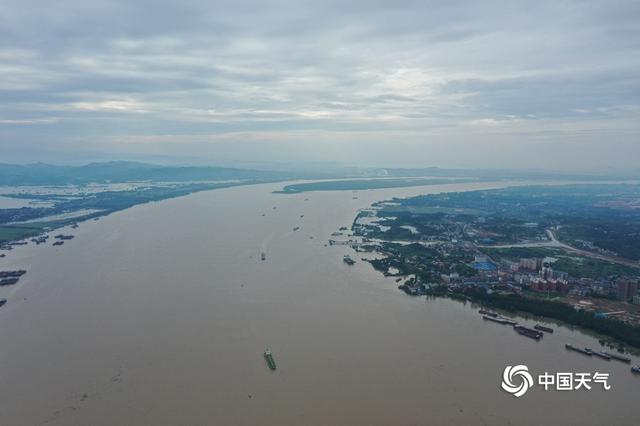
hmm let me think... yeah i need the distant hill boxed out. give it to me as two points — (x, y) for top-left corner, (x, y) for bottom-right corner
(0, 162), (290, 185)
(0, 161), (634, 186)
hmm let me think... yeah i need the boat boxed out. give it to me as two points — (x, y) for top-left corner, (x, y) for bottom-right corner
(603, 352), (631, 363)
(261, 252), (266, 261)
(0, 270), (26, 278)
(513, 325), (543, 340)
(631, 365), (640, 374)
(482, 315), (517, 325)
(0, 278), (20, 286)
(264, 349), (277, 370)
(479, 309), (498, 317)
(534, 324), (554, 333)
(0, 298), (6, 307)
(54, 234), (74, 240)
(343, 255), (355, 265)
(565, 343), (593, 356)
(593, 351), (611, 360)
(293, 226), (300, 231)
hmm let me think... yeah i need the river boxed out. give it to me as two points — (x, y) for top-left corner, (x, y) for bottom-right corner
(0, 180), (638, 425)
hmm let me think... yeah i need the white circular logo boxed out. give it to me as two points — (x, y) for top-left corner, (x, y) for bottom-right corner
(501, 365), (534, 398)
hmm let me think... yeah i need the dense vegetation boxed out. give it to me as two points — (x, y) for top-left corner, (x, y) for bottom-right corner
(370, 242), (478, 279)
(277, 178), (475, 193)
(0, 181), (266, 244)
(0, 161), (288, 185)
(380, 185), (640, 260)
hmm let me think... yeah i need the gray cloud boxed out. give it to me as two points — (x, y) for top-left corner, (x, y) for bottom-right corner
(0, 0), (639, 170)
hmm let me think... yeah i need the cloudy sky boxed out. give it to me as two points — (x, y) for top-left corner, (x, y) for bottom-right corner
(1, 0), (639, 171)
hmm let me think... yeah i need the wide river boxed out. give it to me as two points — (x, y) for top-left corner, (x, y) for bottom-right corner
(0, 181), (638, 425)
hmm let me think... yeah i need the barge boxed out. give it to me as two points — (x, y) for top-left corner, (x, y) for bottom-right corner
(513, 325), (543, 340)
(565, 343), (593, 356)
(482, 315), (517, 325)
(534, 324), (554, 333)
(603, 352), (631, 363)
(593, 351), (611, 360)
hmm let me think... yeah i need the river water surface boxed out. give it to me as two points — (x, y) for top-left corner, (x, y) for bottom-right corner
(0, 181), (638, 425)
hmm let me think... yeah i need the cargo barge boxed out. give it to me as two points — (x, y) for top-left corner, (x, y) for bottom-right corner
(482, 315), (517, 325)
(565, 343), (593, 356)
(593, 351), (611, 360)
(513, 325), (543, 340)
(264, 350), (277, 370)
(603, 352), (631, 363)
(534, 324), (554, 333)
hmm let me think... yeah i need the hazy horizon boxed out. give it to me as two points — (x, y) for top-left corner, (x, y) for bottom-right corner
(1, 1), (639, 171)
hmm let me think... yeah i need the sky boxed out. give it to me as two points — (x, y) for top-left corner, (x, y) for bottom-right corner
(1, 0), (639, 171)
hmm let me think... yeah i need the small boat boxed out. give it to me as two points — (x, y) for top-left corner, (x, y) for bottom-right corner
(261, 252), (266, 261)
(603, 352), (631, 363)
(264, 349), (277, 370)
(343, 255), (355, 265)
(0, 298), (6, 307)
(479, 309), (498, 317)
(534, 324), (554, 333)
(565, 343), (593, 356)
(631, 365), (640, 374)
(593, 351), (611, 360)
(293, 226), (300, 231)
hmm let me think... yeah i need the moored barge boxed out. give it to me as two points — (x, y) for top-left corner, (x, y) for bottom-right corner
(603, 352), (631, 363)
(483, 315), (517, 325)
(513, 325), (543, 340)
(565, 343), (593, 356)
(534, 324), (554, 333)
